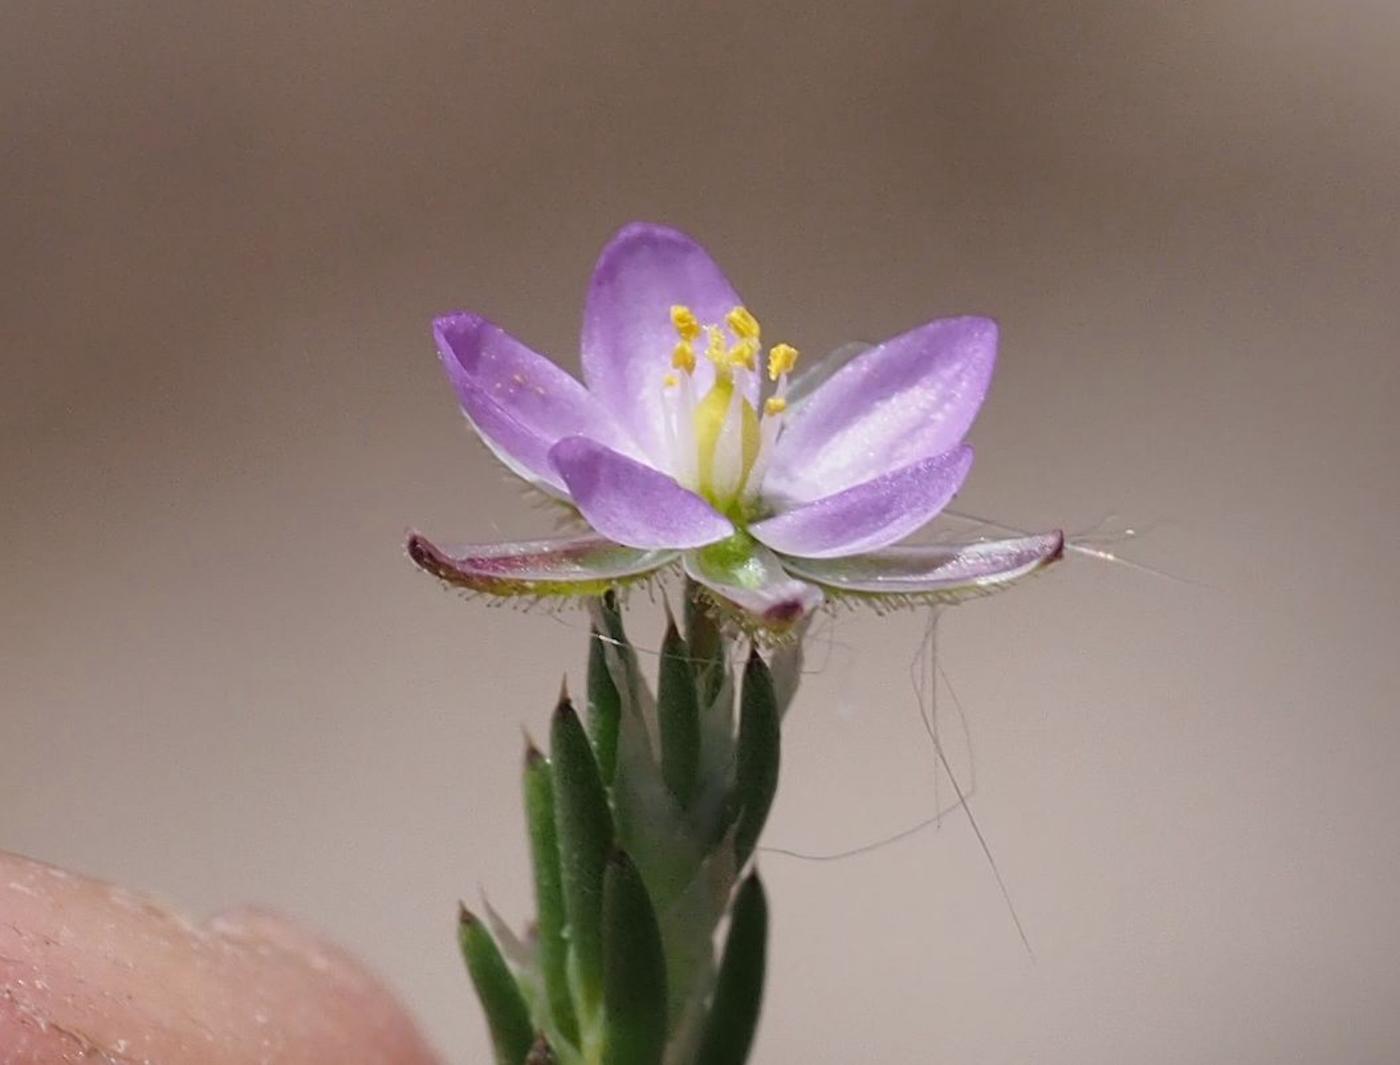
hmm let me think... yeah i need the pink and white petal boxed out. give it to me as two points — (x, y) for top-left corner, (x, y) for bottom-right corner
(782, 531), (1065, 596)
(683, 539), (824, 631)
(435, 313), (638, 492)
(751, 446), (974, 559)
(763, 317), (996, 505)
(581, 222), (751, 462)
(549, 436), (733, 550)
(452, 379), (570, 494)
(407, 531), (676, 597)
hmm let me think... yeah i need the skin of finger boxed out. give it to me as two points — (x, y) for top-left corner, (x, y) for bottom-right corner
(0, 851), (442, 1065)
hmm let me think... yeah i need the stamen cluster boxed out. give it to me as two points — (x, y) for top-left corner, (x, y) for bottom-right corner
(661, 304), (800, 516)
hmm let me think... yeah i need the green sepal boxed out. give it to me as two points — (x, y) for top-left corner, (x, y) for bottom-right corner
(459, 904), (536, 1065)
(733, 650), (781, 866)
(602, 849), (669, 1065)
(657, 617), (702, 810)
(523, 742), (580, 1047)
(694, 873), (769, 1065)
(587, 624), (622, 787)
(551, 693), (614, 1016)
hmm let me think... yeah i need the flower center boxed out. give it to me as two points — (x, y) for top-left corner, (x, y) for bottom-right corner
(661, 304), (799, 519)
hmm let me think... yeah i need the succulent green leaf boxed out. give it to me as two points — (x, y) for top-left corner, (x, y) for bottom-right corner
(586, 624), (622, 786)
(658, 618), (702, 809)
(733, 650), (781, 866)
(459, 905), (536, 1065)
(602, 850), (669, 1065)
(694, 874), (769, 1065)
(551, 695), (614, 1016)
(524, 743), (580, 1046)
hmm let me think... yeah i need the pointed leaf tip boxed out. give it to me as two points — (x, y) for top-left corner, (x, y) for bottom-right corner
(525, 1034), (558, 1065)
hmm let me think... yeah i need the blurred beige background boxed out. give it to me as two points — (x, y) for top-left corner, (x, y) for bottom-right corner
(3, 2), (1398, 1062)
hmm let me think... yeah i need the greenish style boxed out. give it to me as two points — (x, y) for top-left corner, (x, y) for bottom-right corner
(459, 584), (784, 1065)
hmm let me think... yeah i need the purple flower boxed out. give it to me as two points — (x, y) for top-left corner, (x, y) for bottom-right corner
(409, 222), (1062, 631)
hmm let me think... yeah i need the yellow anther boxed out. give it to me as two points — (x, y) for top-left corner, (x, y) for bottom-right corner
(663, 372), (680, 388)
(670, 305), (701, 342)
(726, 306), (761, 341)
(729, 338), (759, 371)
(767, 342), (799, 381)
(705, 325), (729, 366)
(764, 396), (788, 416)
(672, 341), (697, 374)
